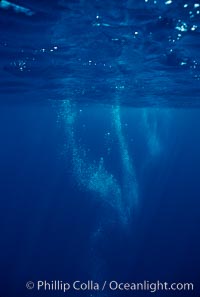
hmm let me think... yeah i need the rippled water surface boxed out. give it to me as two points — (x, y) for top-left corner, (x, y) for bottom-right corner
(0, 0), (200, 106)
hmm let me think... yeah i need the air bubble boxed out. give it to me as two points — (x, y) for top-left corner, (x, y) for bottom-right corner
(165, 0), (172, 5)
(191, 25), (198, 31)
(180, 61), (187, 66)
(175, 21), (188, 32)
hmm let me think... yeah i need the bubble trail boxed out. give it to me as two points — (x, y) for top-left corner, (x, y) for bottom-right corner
(60, 100), (125, 222)
(112, 105), (139, 222)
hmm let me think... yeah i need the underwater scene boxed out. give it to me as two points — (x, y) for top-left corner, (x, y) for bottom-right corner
(0, 0), (200, 296)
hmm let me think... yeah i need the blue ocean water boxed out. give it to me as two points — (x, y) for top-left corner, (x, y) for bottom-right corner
(0, 1), (200, 296)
